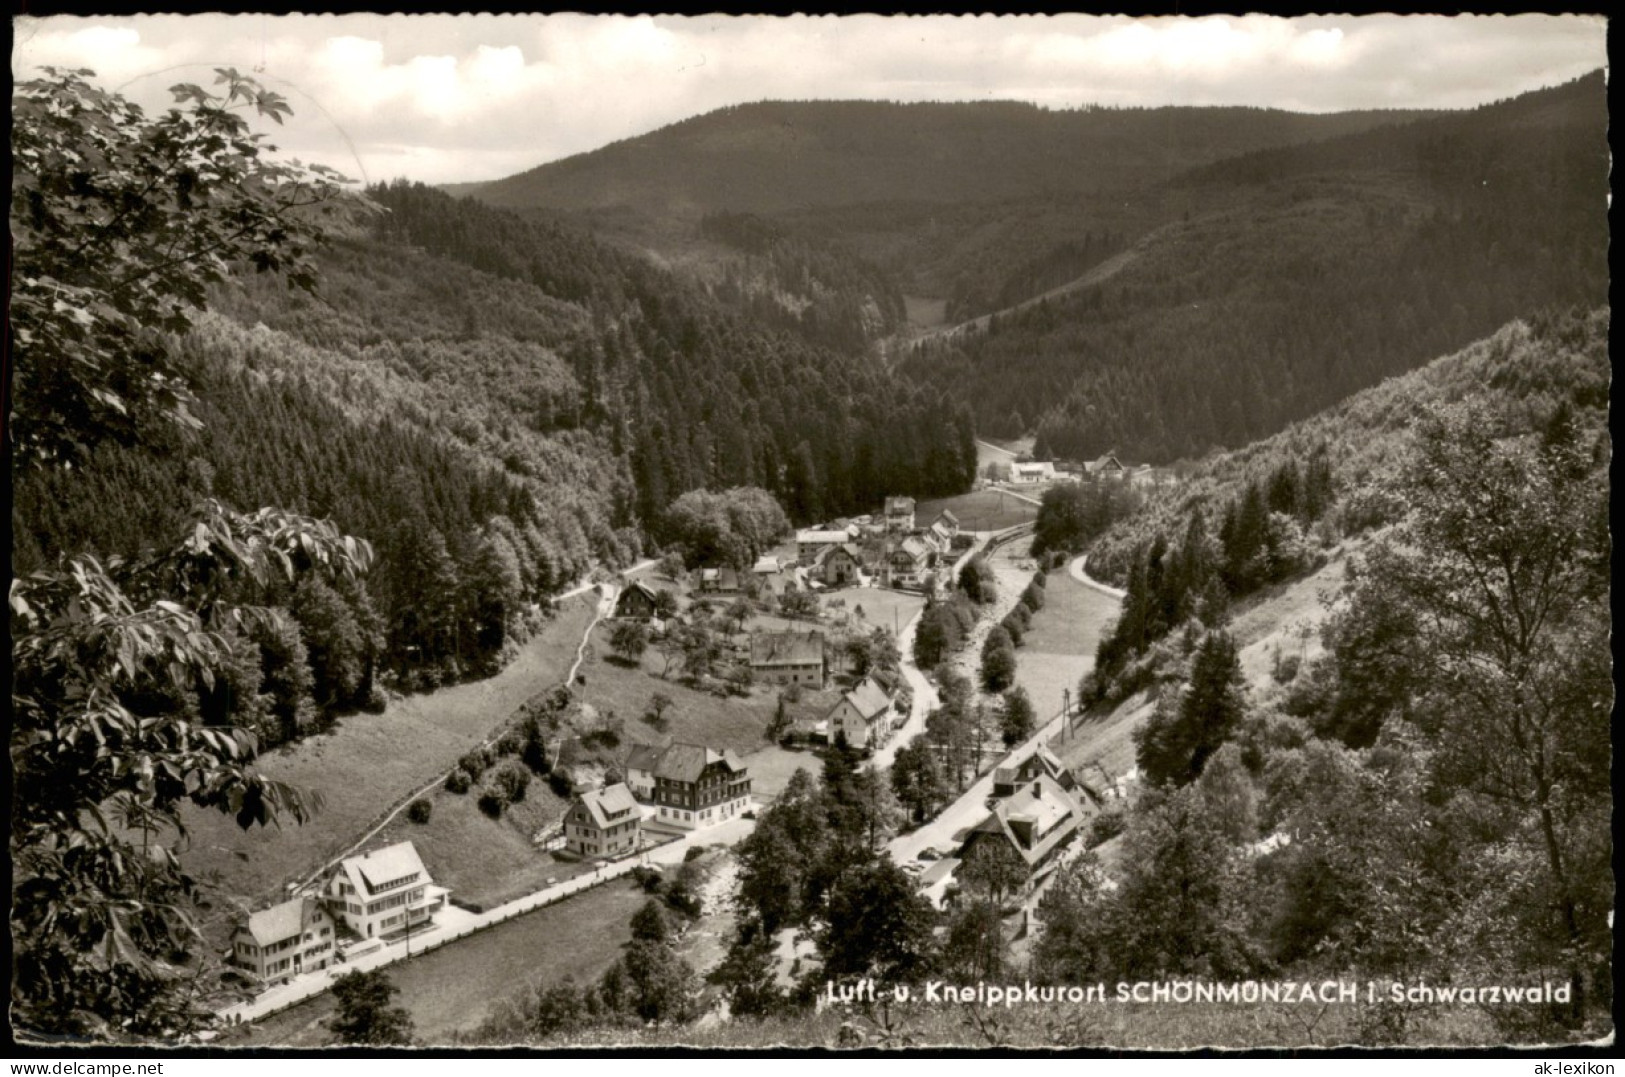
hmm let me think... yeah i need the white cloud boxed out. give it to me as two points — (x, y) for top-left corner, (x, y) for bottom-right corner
(11, 14), (1607, 185)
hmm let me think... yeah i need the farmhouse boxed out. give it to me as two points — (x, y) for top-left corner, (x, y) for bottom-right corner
(958, 775), (1084, 885)
(697, 566), (743, 595)
(565, 782), (643, 860)
(750, 630), (826, 687)
(796, 528), (853, 563)
(1086, 452), (1127, 480)
(883, 536), (933, 589)
(825, 675), (897, 750)
(812, 543), (864, 587)
(932, 509), (960, 538)
(884, 496), (916, 532)
(322, 841), (449, 943)
(644, 743), (753, 830)
(614, 581), (661, 620)
(231, 896), (335, 986)
(1010, 460), (1057, 484)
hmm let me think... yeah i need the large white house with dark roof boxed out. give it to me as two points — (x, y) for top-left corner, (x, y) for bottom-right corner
(231, 896), (335, 985)
(322, 840), (449, 942)
(635, 742), (753, 831)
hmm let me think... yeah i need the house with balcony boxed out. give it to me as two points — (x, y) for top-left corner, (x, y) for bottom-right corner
(643, 743), (753, 831)
(231, 896), (335, 986)
(883, 536), (933, 589)
(615, 581), (662, 621)
(322, 841), (449, 943)
(565, 782), (643, 859)
(812, 543), (864, 587)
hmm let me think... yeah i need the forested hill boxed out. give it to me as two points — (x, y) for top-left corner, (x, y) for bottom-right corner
(899, 72), (1607, 462)
(473, 99), (1432, 214)
(13, 180), (973, 707)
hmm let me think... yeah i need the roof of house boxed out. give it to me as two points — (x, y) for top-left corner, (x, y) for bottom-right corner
(577, 783), (642, 829)
(240, 896), (325, 946)
(626, 744), (665, 773)
(893, 536), (931, 561)
(966, 775), (1082, 867)
(832, 676), (892, 722)
(1089, 453), (1125, 472)
(750, 630), (824, 667)
(752, 556), (781, 574)
(797, 529), (851, 544)
(935, 510), (959, 527)
(618, 581), (660, 607)
(652, 743), (746, 784)
(340, 841), (427, 899)
(813, 542), (863, 566)
(928, 522), (953, 543)
(699, 566), (741, 585)
(885, 496), (916, 513)
(993, 744), (1068, 789)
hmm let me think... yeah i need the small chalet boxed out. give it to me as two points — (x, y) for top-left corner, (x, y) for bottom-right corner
(883, 537), (933, 589)
(323, 841), (448, 942)
(992, 744), (1075, 798)
(750, 630), (826, 687)
(959, 775), (1084, 884)
(752, 555), (783, 576)
(1086, 453), (1127, 480)
(615, 581), (661, 621)
(932, 510), (960, 538)
(927, 521), (954, 552)
(232, 896), (335, 986)
(565, 783), (643, 860)
(813, 543), (863, 587)
(1010, 460), (1057, 484)
(884, 496), (916, 532)
(825, 675), (897, 750)
(698, 566), (743, 595)
(645, 743), (753, 830)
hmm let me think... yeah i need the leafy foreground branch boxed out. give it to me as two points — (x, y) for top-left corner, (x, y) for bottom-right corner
(11, 501), (373, 1040)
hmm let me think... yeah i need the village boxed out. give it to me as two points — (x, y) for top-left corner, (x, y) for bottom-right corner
(217, 465), (1133, 1034)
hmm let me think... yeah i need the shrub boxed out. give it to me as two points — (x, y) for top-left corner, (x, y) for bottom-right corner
(1087, 808), (1126, 847)
(406, 798), (433, 824)
(477, 790), (504, 818)
(547, 767), (575, 797)
(459, 746), (493, 779)
(1022, 581), (1046, 611)
(443, 768), (473, 795)
(631, 866), (665, 893)
(494, 730), (523, 756)
(683, 846), (706, 863)
(493, 761), (531, 804)
(1000, 614), (1026, 647)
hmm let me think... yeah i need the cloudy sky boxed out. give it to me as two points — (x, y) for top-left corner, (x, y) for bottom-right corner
(12, 14), (1608, 186)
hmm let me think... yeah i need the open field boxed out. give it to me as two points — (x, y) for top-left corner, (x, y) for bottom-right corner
(177, 595), (599, 911)
(917, 488), (1038, 533)
(745, 744), (824, 804)
(580, 623), (810, 758)
(363, 779), (582, 911)
(230, 871), (653, 1045)
(1007, 560), (1119, 724)
(903, 294), (947, 329)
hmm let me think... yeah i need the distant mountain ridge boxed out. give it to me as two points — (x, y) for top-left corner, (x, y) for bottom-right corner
(472, 98), (1441, 214)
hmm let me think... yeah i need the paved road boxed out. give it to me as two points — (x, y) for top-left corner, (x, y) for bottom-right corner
(1069, 553), (1127, 600)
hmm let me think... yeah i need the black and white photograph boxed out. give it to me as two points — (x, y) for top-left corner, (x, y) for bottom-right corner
(7, 12), (1612, 1055)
